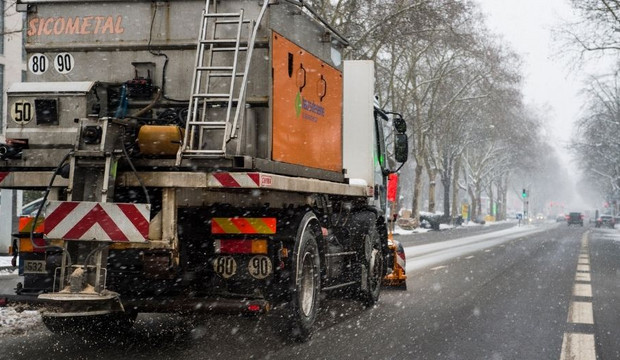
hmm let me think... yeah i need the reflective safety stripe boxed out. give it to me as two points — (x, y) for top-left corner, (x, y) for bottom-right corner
(45, 201), (150, 242)
(19, 237), (46, 253)
(18, 216), (45, 233)
(211, 218), (276, 234)
(210, 173), (261, 188)
(214, 239), (268, 254)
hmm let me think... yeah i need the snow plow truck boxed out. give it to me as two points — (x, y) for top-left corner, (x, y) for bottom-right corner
(0, 0), (408, 340)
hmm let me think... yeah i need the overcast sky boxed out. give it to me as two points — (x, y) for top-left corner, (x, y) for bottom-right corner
(475, 0), (581, 161)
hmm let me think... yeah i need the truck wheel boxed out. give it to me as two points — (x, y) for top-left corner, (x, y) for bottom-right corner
(42, 312), (137, 335)
(287, 213), (321, 342)
(357, 222), (384, 307)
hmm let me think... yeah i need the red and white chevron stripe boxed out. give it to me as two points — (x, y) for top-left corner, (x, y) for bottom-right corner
(44, 201), (150, 242)
(208, 172), (264, 188)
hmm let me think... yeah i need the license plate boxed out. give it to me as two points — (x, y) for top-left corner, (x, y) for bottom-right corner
(23, 260), (47, 274)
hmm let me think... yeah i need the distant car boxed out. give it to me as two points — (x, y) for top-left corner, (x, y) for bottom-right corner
(567, 212), (584, 226)
(536, 213), (544, 221)
(20, 197), (45, 217)
(596, 215), (615, 228)
(556, 215), (565, 222)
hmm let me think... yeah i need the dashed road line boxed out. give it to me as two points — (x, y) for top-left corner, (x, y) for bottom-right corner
(560, 333), (596, 360)
(560, 232), (596, 360)
(464, 255), (475, 260)
(575, 272), (591, 282)
(573, 283), (592, 298)
(567, 301), (594, 324)
(430, 265), (447, 271)
(577, 264), (590, 272)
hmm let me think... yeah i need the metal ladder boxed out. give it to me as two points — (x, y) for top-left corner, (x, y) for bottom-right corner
(176, 0), (269, 165)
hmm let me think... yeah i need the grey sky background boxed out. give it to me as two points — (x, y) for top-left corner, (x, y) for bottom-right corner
(475, 0), (583, 165)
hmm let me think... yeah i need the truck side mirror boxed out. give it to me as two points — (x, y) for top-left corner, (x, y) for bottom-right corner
(393, 117), (407, 134)
(395, 133), (408, 163)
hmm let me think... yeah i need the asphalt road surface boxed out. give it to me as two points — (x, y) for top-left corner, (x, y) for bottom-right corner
(0, 222), (618, 360)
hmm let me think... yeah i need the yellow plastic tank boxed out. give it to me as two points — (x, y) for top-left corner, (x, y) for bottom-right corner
(137, 125), (183, 156)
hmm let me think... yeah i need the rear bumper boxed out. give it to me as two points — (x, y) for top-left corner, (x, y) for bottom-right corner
(0, 292), (270, 315)
(0, 293), (51, 309)
(123, 297), (271, 314)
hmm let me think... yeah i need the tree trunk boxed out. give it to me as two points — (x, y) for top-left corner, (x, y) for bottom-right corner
(475, 183), (482, 219)
(500, 174), (509, 220)
(488, 183), (494, 218)
(427, 168), (437, 214)
(441, 168), (451, 219)
(451, 157), (461, 222)
(468, 185), (476, 221)
(411, 163), (423, 228)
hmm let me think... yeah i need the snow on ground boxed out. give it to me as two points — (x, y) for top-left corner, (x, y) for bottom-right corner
(0, 256), (13, 267)
(0, 256), (17, 276)
(0, 256), (43, 335)
(0, 308), (42, 336)
(404, 224), (545, 273)
(393, 219), (514, 235)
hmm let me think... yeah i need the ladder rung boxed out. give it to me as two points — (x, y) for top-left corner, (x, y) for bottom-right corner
(193, 93), (231, 98)
(200, 39), (240, 44)
(188, 121), (227, 128)
(207, 72), (244, 78)
(211, 47), (248, 52)
(183, 150), (226, 155)
(215, 19), (251, 25)
(196, 66), (234, 71)
(205, 13), (241, 18)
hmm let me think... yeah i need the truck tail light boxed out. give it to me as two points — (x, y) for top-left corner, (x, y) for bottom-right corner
(214, 239), (267, 254)
(247, 304), (261, 312)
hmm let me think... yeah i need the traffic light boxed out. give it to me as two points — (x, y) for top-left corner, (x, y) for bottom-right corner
(522, 188), (527, 199)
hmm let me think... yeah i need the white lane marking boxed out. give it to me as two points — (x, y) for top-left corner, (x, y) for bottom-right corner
(560, 231), (596, 360)
(575, 272), (591, 282)
(484, 249), (491, 252)
(573, 283), (592, 298)
(465, 255), (475, 260)
(577, 264), (590, 272)
(560, 333), (596, 360)
(567, 301), (594, 324)
(578, 259), (590, 265)
(430, 265), (447, 271)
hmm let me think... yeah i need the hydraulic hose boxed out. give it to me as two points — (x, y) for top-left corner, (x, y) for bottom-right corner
(29, 150), (74, 268)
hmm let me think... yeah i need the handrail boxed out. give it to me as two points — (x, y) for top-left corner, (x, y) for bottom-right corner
(228, 0), (270, 141)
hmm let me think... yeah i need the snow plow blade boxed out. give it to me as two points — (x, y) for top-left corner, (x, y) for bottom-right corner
(383, 238), (407, 289)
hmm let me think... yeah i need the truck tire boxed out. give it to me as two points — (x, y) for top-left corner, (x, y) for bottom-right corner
(357, 221), (384, 307)
(287, 212), (321, 342)
(42, 312), (137, 336)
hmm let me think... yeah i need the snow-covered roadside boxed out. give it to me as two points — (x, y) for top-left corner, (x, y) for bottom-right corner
(0, 256), (13, 267)
(0, 256), (43, 336)
(0, 256), (17, 276)
(0, 308), (42, 336)
(393, 219), (515, 236)
(404, 224), (545, 273)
